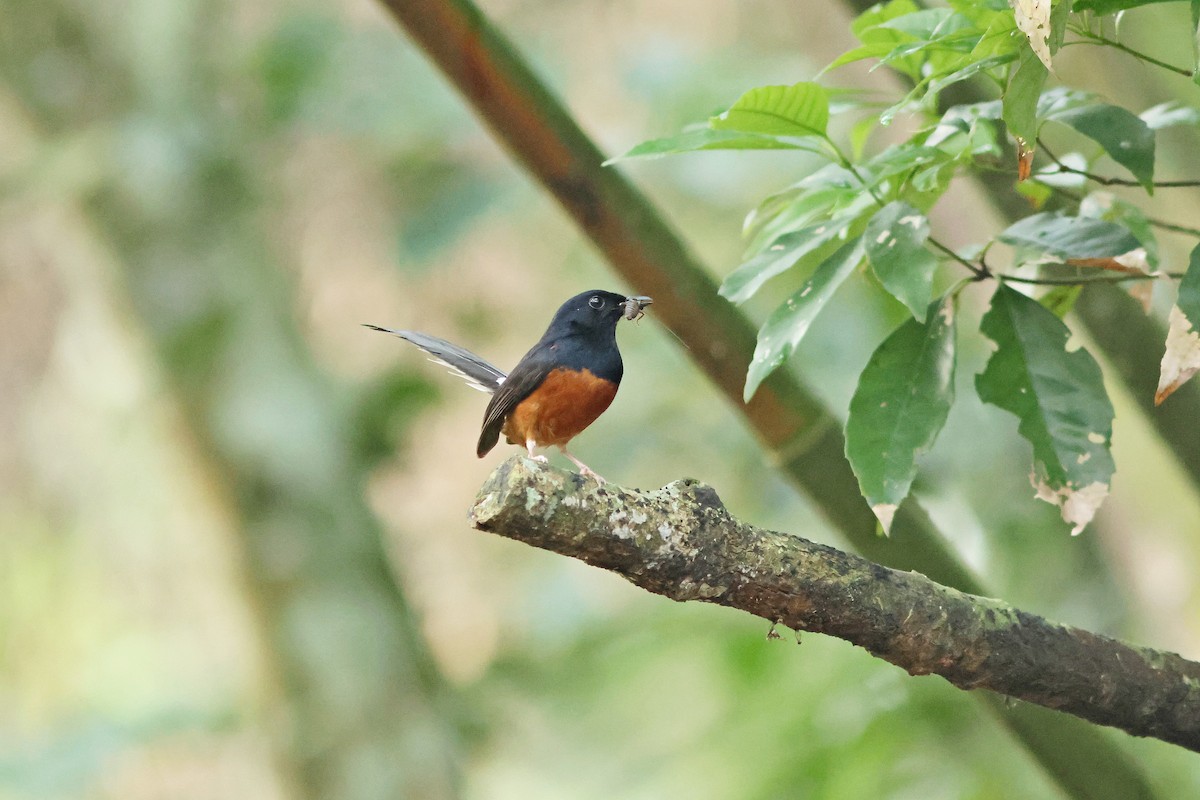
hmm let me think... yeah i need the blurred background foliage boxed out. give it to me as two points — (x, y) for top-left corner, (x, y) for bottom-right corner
(1, 0), (1198, 797)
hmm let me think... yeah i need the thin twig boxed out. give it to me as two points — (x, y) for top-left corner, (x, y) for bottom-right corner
(1038, 139), (1200, 189)
(928, 236), (991, 280)
(1144, 216), (1200, 237)
(999, 272), (1176, 287)
(1064, 29), (1193, 78)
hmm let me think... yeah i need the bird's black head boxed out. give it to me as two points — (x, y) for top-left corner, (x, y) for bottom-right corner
(545, 290), (641, 339)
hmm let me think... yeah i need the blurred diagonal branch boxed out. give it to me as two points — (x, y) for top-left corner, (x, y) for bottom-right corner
(474, 457), (1200, 753)
(381, 0), (1160, 796)
(377, 0), (974, 592)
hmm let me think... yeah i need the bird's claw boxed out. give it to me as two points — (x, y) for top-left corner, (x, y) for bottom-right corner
(578, 465), (606, 485)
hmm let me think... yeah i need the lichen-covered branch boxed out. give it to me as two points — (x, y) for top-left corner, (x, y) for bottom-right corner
(472, 457), (1200, 753)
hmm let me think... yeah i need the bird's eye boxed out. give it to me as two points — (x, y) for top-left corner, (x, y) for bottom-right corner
(588, 296), (604, 309)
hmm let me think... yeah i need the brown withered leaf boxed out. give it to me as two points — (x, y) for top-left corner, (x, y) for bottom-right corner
(1016, 136), (1035, 181)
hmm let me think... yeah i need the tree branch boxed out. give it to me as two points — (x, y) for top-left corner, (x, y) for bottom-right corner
(377, 0), (981, 592)
(473, 457), (1200, 753)
(384, 2), (1166, 794)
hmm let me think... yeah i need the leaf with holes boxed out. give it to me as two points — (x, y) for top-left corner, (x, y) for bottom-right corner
(976, 285), (1115, 535)
(711, 82), (829, 139)
(744, 238), (864, 402)
(1009, 0), (1052, 68)
(846, 294), (957, 534)
(864, 202), (939, 321)
(1156, 244), (1200, 405)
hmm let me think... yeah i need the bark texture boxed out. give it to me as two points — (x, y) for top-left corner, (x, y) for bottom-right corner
(473, 457), (1200, 753)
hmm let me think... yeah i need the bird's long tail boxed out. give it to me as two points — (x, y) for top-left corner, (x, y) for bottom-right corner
(363, 325), (506, 393)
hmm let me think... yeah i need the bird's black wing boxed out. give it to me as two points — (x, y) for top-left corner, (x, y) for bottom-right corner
(363, 325), (506, 394)
(476, 347), (558, 457)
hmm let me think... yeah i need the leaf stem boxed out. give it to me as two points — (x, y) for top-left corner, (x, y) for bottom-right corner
(825, 135), (890, 209)
(928, 236), (991, 281)
(998, 272), (1164, 287)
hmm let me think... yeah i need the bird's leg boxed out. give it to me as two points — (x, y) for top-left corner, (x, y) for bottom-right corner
(525, 439), (548, 463)
(559, 446), (605, 484)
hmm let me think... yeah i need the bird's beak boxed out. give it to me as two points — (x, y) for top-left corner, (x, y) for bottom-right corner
(623, 295), (653, 321)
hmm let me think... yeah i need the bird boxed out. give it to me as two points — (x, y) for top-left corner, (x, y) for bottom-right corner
(365, 290), (652, 482)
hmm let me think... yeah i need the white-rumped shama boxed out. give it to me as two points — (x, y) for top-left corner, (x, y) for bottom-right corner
(366, 290), (652, 481)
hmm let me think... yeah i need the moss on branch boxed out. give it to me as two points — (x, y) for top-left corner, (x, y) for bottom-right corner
(472, 457), (1200, 753)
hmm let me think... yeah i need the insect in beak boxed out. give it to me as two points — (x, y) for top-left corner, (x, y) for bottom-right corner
(623, 295), (653, 322)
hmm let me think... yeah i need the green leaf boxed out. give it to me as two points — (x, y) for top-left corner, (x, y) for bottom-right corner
(926, 101), (1003, 147)
(1037, 86), (1095, 118)
(744, 181), (854, 254)
(1156, 244), (1200, 404)
(969, 11), (1020, 59)
(605, 128), (811, 164)
(825, 42), (899, 72)
(864, 202), (939, 320)
(876, 8), (962, 38)
(1072, 0), (1177, 13)
(711, 82), (829, 139)
(863, 144), (949, 179)
(853, 0), (922, 36)
(1015, 176), (1053, 207)
(1193, 0), (1200, 85)
(1038, 284), (1083, 318)
(1078, 193), (1160, 267)
(975, 285), (1115, 534)
(1049, 0), (1071, 55)
(744, 238), (864, 402)
(1178, 243), (1200, 329)
(1003, 43), (1048, 146)
(851, 115), (877, 160)
(1047, 103), (1156, 191)
(720, 217), (854, 303)
(926, 54), (1016, 95)
(845, 294), (957, 534)
(998, 212), (1140, 259)
(911, 160), (956, 194)
(831, 0), (926, 79)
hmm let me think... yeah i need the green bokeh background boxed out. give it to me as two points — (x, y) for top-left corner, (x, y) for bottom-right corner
(2, 0), (1199, 797)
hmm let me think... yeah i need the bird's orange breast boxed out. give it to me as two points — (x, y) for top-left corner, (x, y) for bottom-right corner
(502, 367), (618, 447)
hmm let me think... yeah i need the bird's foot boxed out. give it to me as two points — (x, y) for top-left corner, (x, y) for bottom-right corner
(578, 465), (606, 485)
(559, 447), (605, 484)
